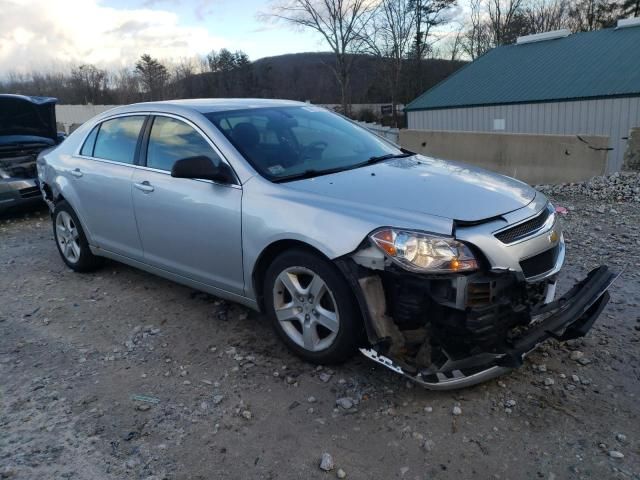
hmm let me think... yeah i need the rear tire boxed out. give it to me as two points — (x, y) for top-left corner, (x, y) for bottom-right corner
(264, 249), (361, 364)
(52, 201), (104, 272)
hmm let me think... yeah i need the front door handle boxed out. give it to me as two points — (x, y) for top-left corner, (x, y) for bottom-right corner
(70, 168), (83, 178)
(134, 181), (154, 193)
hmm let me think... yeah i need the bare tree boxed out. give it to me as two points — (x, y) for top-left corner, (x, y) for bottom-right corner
(410, 0), (458, 60)
(110, 68), (140, 104)
(524, 0), (570, 33)
(70, 65), (108, 104)
(266, 0), (377, 114)
(622, 0), (640, 17)
(362, 0), (417, 125)
(462, 0), (493, 58)
(440, 23), (465, 60)
(170, 57), (199, 98)
(487, 0), (525, 45)
(569, 0), (622, 31)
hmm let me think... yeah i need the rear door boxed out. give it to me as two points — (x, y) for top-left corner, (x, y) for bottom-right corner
(131, 114), (244, 295)
(71, 115), (146, 260)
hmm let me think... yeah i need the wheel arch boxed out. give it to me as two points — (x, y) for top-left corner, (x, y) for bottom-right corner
(251, 239), (333, 313)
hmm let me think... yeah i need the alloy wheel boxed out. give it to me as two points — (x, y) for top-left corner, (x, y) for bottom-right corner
(272, 266), (340, 352)
(55, 211), (81, 263)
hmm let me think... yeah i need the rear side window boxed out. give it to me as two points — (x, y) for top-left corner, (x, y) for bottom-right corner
(80, 125), (99, 156)
(146, 116), (222, 171)
(93, 116), (145, 164)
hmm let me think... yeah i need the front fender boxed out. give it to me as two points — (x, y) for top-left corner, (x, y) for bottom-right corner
(241, 177), (454, 299)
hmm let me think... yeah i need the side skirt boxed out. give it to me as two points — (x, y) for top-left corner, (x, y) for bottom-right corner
(91, 246), (260, 311)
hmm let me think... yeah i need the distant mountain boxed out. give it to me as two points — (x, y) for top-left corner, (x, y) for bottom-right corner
(177, 52), (466, 105)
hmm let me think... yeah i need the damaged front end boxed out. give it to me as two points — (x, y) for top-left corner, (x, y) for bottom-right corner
(337, 206), (617, 390)
(0, 95), (60, 212)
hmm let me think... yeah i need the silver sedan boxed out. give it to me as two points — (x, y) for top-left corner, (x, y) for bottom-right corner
(37, 99), (615, 389)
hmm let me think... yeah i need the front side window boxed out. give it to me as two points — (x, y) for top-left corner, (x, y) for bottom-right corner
(93, 116), (145, 164)
(146, 116), (222, 171)
(205, 106), (402, 181)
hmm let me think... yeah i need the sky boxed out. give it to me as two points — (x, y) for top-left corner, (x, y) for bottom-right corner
(0, 0), (327, 73)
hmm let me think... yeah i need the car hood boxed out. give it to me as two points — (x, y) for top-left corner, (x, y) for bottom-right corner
(284, 155), (537, 222)
(0, 95), (58, 142)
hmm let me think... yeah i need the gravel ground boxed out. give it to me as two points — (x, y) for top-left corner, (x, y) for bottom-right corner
(1, 182), (639, 480)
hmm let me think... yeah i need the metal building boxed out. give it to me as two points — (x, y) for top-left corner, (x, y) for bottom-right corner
(405, 20), (640, 172)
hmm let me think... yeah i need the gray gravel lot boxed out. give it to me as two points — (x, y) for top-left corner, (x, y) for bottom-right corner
(1, 183), (639, 480)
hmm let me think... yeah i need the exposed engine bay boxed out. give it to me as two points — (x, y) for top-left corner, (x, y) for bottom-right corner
(0, 94), (61, 211)
(338, 241), (617, 390)
(0, 143), (46, 179)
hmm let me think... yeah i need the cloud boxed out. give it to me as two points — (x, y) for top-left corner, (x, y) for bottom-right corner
(0, 0), (227, 73)
(194, 0), (218, 20)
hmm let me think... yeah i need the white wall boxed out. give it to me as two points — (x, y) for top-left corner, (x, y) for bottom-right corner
(56, 105), (118, 130)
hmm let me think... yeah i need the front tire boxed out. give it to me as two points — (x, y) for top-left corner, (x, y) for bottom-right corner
(264, 249), (361, 364)
(52, 201), (103, 272)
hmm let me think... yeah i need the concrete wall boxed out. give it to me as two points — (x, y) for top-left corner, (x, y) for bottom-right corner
(355, 121), (400, 143)
(407, 96), (640, 173)
(56, 105), (119, 134)
(400, 129), (609, 185)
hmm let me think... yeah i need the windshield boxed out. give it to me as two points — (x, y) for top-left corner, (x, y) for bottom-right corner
(204, 106), (403, 181)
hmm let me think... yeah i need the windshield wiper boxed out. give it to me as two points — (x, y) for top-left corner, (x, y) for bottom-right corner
(273, 151), (416, 183)
(273, 168), (344, 183)
(365, 152), (414, 165)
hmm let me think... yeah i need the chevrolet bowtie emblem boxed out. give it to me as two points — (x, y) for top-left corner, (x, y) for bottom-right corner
(549, 230), (559, 243)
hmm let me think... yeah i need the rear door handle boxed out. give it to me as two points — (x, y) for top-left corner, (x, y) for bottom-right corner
(134, 181), (154, 193)
(70, 168), (83, 178)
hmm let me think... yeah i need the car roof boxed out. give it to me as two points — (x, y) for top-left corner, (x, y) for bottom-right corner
(126, 98), (308, 114)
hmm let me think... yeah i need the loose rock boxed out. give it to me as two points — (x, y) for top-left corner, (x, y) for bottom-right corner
(319, 453), (335, 471)
(570, 351), (584, 361)
(336, 398), (354, 410)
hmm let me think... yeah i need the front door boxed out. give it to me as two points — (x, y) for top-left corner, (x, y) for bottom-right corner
(131, 115), (244, 295)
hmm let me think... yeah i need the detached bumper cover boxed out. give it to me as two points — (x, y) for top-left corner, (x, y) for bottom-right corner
(361, 266), (618, 390)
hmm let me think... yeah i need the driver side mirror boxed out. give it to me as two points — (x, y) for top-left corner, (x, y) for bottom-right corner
(171, 155), (236, 184)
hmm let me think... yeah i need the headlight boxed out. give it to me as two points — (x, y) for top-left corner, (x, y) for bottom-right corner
(370, 228), (478, 273)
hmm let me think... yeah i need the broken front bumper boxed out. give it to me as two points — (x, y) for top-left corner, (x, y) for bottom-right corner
(359, 266), (618, 390)
(0, 178), (43, 212)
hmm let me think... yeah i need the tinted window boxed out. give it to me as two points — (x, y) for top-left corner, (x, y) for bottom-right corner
(146, 116), (221, 171)
(80, 125), (99, 156)
(205, 106), (400, 181)
(93, 116), (145, 164)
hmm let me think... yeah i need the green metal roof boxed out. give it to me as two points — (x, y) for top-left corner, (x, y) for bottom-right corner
(405, 26), (640, 112)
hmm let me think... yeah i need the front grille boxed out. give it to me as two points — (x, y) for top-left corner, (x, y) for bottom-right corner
(495, 207), (551, 244)
(19, 186), (41, 199)
(520, 246), (559, 278)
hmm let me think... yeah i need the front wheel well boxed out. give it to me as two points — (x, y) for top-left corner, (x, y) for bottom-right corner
(252, 240), (331, 312)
